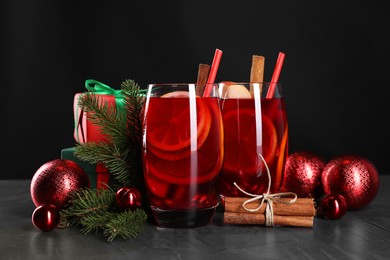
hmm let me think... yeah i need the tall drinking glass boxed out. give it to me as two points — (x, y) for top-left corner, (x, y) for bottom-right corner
(218, 82), (288, 197)
(142, 83), (224, 228)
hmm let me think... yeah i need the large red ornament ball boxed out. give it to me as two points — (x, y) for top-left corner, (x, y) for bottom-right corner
(32, 204), (60, 232)
(115, 187), (142, 211)
(322, 155), (379, 210)
(30, 159), (89, 209)
(281, 151), (326, 198)
(318, 194), (348, 220)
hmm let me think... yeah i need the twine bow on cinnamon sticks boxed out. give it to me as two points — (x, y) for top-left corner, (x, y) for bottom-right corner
(223, 186), (315, 228)
(223, 154), (316, 228)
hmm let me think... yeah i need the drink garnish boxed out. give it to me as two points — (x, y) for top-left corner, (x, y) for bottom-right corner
(195, 64), (211, 96)
(266, 52), (285, 98)
(250, 55), (265, 96)
(203, 49), (223, 97)
(220, 84), (252, 99)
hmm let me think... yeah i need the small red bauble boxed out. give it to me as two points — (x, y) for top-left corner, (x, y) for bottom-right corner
(322, 155), (380, 210)
(281, 151), (326, 198)
(32, 204), (60, 232)
(115, 187), (142, 211)
(318, 194), (347, 220)
(30, 159), (89, 209)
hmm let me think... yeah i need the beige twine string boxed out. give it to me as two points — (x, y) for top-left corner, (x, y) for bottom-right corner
(233, 153), (297, 226)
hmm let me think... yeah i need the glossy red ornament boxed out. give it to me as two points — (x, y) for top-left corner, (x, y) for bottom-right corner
(30, 159), (90, 209)
(318, 194), (347, 220)
(115, 187), (142, 211)
(281, 151), (326, 198)
(32, 204), (60, 232)
(322, 155), (379, 210)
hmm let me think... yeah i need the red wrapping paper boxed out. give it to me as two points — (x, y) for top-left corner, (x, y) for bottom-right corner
(73, 93), (117, 144)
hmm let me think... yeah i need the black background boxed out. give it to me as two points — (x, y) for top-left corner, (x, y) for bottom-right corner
(1, 0), (389, 179)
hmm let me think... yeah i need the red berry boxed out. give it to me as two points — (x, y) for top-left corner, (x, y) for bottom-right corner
(115, 187), (142, 211)
(32, 204), (60, 232)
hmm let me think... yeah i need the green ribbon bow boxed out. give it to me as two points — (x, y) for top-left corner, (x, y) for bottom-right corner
(85, 79), (125, 111)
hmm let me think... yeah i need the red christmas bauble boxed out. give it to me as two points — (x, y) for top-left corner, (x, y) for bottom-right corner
(32, 204), (60, 232)
(281, 151), (326, 198)
(30, 159), (89, 209)
(318, 194), (347, 220)
(322, 155), (379, 210)
(115, 187), (142, 211)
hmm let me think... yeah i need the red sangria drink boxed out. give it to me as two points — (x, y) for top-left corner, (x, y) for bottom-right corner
(142, 84), (224, 228)
(219, 82), (288, 197)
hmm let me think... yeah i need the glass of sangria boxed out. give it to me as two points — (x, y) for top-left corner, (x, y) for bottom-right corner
(218, 82), (288, 197)
(142, 83), (224, 228)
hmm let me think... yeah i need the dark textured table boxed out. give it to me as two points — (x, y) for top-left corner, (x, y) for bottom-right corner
(1, 176), (389, 260)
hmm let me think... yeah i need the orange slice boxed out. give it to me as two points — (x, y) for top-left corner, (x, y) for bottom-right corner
(148, 143), (192, 161)
(220, 84), (252, 99)
(161, 91), (191, 98)
(147, 148), (223, 185)
(144, 173), (170, 198)
(222, 109), (277, 174)
(146, 94), (211, 153)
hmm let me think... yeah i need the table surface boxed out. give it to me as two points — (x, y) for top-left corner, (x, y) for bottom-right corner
(1, 176), (389, 260)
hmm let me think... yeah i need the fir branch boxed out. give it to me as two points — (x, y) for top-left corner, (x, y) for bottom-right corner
(80, 211), (116, 234)
(61, 188), (115, 223)
(121, 79), (145, 146)
(74, 142), (131, 186)
(60, 188), (147, 242)
(120, 79), (147, 197)
(78, 92), (127, 146)
(103, 209), (147, 242)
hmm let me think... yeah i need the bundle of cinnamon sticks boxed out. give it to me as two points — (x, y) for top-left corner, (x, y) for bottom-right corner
(223, 197), (316, 228)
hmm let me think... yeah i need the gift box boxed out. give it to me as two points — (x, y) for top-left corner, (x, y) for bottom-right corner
(61, 147), (111, 189)
(73, 79), (124, 144)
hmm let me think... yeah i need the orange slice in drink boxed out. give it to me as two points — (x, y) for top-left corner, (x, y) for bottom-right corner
(147, 147), (223, 185)
(148, 143), (193, 161)
(161, 91), (191, 98)
(222, 109), (277, 174)
(146, 92), (211, 154)
(220, 84), (252, 99)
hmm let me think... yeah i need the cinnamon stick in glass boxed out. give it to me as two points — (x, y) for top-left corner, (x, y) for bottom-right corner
(224, 197), (315, 216)
(223, 212), (314, 227)
(249, 55), (265, 95)
(196, 63), (211, 96)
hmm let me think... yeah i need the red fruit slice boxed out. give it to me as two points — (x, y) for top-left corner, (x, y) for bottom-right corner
(146, 94), (211, 153)
(145, 173), (170, 198)
(147, 111), (211, 161)
(161, 91), (191, 98)
(222, 108), (277, 174)
(147, 150), (223, 185)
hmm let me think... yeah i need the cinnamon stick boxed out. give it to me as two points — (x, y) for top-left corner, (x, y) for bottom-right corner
(196, 63), (211, 96)
(249, 55), (265, 95)
(224, 212), (314, 227)
(224, 197), (315, 216)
